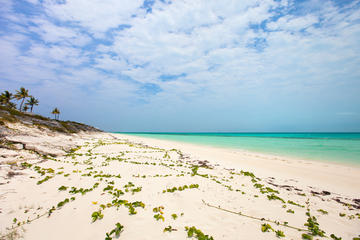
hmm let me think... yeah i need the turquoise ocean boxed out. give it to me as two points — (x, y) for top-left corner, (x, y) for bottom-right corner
(119, 132), (360, 165)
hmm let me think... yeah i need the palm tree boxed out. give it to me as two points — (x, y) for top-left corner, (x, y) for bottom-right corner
(23, 104), (29, 112)
(14, 87), (29, 112)
(7, 102), (17, 109)
(56, 108), (61, 120)
(0, 91), (13, 106)
(51, 107), (60, 120)
(26, 96), (39, 112)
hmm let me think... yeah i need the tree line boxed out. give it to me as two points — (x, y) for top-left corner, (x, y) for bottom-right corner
(0, 87), (61, 120)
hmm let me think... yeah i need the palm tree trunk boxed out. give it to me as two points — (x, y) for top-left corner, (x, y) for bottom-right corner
(19, 98), (25, 111)
(30, 105), (33, 112)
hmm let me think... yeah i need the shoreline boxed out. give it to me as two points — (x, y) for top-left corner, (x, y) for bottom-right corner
(116, 133), (360, 196)
(120, 132), (360, 167)
(120, 133), (360, 168)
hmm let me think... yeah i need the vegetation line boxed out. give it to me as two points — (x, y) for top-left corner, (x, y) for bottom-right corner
(201, 199), (307, 232)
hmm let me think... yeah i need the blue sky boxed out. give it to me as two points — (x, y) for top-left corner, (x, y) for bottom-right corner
(1, 0), (360, 132)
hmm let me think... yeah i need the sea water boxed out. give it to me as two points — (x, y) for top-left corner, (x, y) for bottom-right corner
(119, 132), (360, 165)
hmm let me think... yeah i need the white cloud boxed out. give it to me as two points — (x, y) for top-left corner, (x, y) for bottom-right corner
(94, 54), (129, 74)
(267, 14), (319, 31)
(105, 0), (360, 97)
(43, 0), (145, 37)
(24, 0), (39, 4)
(28, 18), (92, 46)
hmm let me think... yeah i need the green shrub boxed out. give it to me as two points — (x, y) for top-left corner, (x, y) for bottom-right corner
(185, 226), (214, 240)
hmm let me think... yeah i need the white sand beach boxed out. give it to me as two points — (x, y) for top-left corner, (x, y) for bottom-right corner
(1, 132), (359, 240)
(2, 0), (360, 239)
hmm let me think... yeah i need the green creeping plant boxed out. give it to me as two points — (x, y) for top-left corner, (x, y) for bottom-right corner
(127, 204), (137, 215)
(37, 176), (53, 185)
(339, 213), (346, 217)
(21, 162), (32, 168)
(58, 186), (68, 191)
(163, 225), (177, 232)
(108, 223), (124, 238)
(131, 187), (142, 194)
(69, 182), (99, 195)
(112, 189), (125, 198)
(275, 230), (285, 238)
(164, 187), (177, 193)
(112, 199), (128, 209)
(103, 185), (114, 191)
(267, 194), (285, 203)
(48, 206), (56, 216)
(253, 183), (280, 194)
(124, 182), (135, 188)
(330, 234), (342, 240)
(163, 184), (199, 193)
(171, 213), (178, 220)
(261, 223), (274, 232)
(302, 233), (313, 240)
(153, 206), (164, 214)
(224, 184), (233, 191)
(111, 200), (144, 215)
(304, 212), (325, 237)
(185, 226), (214, 240)
(93, 173), (121, 179)
(163, 152), (170, 159)
(57, 198), (70, 208)
(263, 187), (278, 193)
(287, 209), (294, 214)
(317, 209), (328, 215)
(191, 166), (199, 176)
(34, 166), (55, 175)
(287, 200), (305, 208)
(132, 201), (145, 208)
(254, 183), (264, 189)
(69, 187), (90, 195)
(154, 213), (164, 221)
(91, 210), (104, 222)
(240, 170), (256, 178)
(153, 206), (165, 221)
